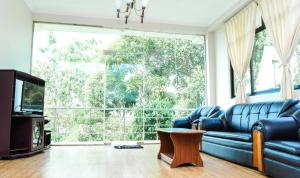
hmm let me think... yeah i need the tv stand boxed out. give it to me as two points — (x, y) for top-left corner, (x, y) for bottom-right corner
(14, 111), (33, 115)
(0, 70), (47, 159)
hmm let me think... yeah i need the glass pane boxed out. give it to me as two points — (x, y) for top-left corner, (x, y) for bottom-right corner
(104, 32), (145, 141)
(175, 35), (206, 108)
(143, 34), (177, 140)
(251, 30), (300, 92)
(32, 24), (107, 142)
(32, 23), (206, 143)
(252, 30), (281, 92)
(292, 39), (300, 85)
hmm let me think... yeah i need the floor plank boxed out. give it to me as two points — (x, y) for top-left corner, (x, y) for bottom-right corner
(0, 145), (266, 178)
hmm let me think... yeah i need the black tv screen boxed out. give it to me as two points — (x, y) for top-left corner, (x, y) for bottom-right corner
(21, 81), (45, 112)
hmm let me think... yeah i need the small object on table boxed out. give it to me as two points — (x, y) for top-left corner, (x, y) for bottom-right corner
(114, 145), (144, 149)
(192, 120), (200, 130)
(156, 128), (205, 168)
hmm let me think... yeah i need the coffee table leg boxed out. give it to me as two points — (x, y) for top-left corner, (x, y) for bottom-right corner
(170, 134), (203, 168)
(157, 131), (174, 159)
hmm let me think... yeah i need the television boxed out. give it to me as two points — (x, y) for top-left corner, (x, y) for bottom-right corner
(14, 79), (45, 114)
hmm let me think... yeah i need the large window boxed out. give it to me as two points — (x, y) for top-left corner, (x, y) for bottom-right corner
(32, 23), (206, 143)
(231, 21), (300, 97)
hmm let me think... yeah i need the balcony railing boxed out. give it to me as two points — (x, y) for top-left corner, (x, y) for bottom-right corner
(44, 107), (193, 144)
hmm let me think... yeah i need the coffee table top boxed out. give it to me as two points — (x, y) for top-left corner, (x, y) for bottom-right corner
(156, 128), (205, 134)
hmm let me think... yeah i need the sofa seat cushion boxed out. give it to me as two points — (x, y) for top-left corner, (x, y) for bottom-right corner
(202, 136), (253, 151)
(203, 131), (252, 142)
(264, 148), (300, 168)
(265, 141), (300, 156)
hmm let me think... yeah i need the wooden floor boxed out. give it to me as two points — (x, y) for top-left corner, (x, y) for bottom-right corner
(0, 145), (266, 178)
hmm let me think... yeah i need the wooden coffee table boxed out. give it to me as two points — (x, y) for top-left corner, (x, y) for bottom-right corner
(156, 128), (205, 168)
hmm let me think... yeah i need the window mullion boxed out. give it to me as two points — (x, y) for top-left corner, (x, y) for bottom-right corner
(250, 58), (255, 95)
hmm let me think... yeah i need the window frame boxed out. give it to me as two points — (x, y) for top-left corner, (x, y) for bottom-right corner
(230, 21), (300, 98)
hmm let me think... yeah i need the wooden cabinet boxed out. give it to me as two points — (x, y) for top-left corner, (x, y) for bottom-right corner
(0, 70), (46, 159)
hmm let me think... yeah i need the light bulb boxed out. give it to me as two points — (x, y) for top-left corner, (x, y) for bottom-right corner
(141, 0), (149, 7)
(115, 0), (123, 9)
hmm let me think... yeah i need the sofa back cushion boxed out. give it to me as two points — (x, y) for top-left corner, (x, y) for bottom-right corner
(293, 111), (300, 142)
(299, 129), (300, 142)
(225, 99), (299, 133)
(186, 106), (223, 123)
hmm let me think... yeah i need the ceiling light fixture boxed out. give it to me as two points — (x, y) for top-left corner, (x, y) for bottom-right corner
(115, 0), (149, 24)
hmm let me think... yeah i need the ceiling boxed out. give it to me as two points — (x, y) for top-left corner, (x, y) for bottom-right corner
(24, 0), (249, 28)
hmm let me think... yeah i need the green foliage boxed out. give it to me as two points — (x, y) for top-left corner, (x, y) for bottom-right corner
(246, 30), (300, 92)
(106, 64), (140, 108)
(32, 31), (206, 142)
(251, 30), (268, 91)
(129, 102), (175, 141)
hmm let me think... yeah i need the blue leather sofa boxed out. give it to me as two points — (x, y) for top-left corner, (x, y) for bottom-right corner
(172, 106), (224, 129)
(253, 109), (300, 178)
(200, 99), (300, 167)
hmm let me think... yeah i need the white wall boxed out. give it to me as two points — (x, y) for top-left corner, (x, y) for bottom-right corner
(213, 25), (234, 109)
(213, 25), (300, 110)
(206, 33), (217, 106)
(0, 0), (33, 73)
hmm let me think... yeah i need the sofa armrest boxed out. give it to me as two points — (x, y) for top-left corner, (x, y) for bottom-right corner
(253, 117), (299, 141)
(172, 118), (191, 129)
(190, 116), (210, 125)
(199, 118), (224, 131)
(292, 109), (300, 126)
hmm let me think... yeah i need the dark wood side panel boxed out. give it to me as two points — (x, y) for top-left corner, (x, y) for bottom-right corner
(253, 130), (264, 172)
(0, 71), (15, 156)
(10, 118), (31, 153)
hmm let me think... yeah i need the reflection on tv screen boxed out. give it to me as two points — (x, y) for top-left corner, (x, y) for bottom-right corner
(22, 81), (44, 111)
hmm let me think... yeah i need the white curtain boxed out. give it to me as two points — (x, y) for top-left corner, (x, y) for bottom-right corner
(225, 2), (257, 104)
(257, 0), (300, 99)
